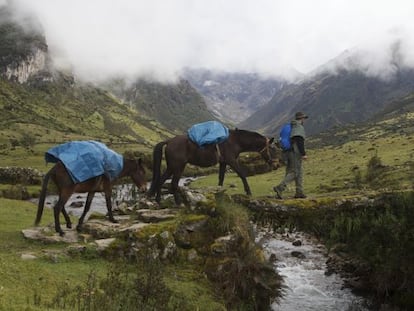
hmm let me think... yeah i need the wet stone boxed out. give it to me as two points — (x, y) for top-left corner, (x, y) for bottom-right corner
(22, 227), (79, 243)
(292, 240), (302, 246)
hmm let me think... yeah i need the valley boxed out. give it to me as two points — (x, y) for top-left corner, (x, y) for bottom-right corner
(1, 2), (414, 310)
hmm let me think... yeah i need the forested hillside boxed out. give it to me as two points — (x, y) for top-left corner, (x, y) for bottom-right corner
(104, 78), (216, 132)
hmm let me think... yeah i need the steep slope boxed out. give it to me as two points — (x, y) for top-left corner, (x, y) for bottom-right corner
(183, 68), (283, 124)
(0, 76), (171, 147)
(308, 91), (414, 148)
(105, 78), (216, 133)
(240, 59), (414, 137)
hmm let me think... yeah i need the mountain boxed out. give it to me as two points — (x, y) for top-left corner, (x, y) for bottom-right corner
(308, 91), (414, 148)
(239, 50), (414, 137)
(102, 78), (216, 133)
(0, 5), (172, 150)
(0, 6), (49, 84)
(183, 68), (284, 124)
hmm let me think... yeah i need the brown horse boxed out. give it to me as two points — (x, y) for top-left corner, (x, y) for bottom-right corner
(35, 158), (146, 236)
(148, 129), (274, 204)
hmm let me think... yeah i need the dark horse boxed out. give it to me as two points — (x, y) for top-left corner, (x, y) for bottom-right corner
(35, 158), (146, 236)
(148, 129), (274, 204)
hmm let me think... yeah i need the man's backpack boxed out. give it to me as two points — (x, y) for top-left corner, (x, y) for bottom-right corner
(279, 123), (292, 151)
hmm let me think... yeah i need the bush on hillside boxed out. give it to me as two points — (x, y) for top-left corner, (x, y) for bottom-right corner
(205, 193), (284, 309)
(47, 250), (174, 311)
(327, 192), (414, 309)
(0, 167), (42, 185)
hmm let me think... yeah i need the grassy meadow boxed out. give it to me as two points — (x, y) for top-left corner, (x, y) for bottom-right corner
(0, 198), (226, 310)
(192, 114), (414, 198)
(0, 199), (107, 310)
(0, 111), (413, 310)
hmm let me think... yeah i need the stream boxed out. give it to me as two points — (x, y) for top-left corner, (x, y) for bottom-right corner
(43, 178), (198, 217)
(259, 230), (369, 311)
(43, 183), (139, 217)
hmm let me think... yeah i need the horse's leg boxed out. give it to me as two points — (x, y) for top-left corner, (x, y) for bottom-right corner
(101, 179), (118, 223)
(170, 163), (186, 206)
(155, 169), (172, 203)
(228, 160), (251, 196)
(61, 207), (72, 229)
(171, 174), (183, 206)
(76, 191), (95, 232)
(53, 193), (71, 236)
(218, 162), (227, 186)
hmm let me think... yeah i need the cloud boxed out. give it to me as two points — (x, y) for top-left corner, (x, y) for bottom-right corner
(8, 0), (414, 82)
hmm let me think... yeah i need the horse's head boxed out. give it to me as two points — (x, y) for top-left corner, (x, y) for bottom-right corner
(232, 129), (277, 167)
(128, 158), (147, 192)
(259, 137), (275, 166)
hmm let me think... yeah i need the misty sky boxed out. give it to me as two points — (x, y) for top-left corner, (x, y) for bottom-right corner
(4, 0), (414, 82)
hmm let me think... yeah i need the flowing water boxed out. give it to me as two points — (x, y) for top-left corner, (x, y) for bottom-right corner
(259, 230), (369, 311)
(43, 183), (141, 217)
(43, 178), (198, 217)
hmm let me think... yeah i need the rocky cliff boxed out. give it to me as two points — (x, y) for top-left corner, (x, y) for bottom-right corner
(0, 5), (50, 83)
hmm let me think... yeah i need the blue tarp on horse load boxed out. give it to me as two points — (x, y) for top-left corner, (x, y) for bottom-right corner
(187, 121), (230, 147)
(45, 141), (123, 183)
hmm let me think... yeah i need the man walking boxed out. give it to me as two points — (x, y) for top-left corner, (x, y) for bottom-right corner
(274, 111), (308, 199)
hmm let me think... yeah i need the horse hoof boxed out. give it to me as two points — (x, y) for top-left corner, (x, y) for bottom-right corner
(110, 218), (119, 224)
(76, 225), (82, 232)
(66, 223), (72, 229)
(58, 231), (65, 237)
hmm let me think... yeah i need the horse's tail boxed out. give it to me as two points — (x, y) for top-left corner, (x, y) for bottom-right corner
(35, 166), (54, 226)
(147, 141), (167, 196)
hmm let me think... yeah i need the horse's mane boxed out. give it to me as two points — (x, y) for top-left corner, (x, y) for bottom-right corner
(231, 128), (264, 138)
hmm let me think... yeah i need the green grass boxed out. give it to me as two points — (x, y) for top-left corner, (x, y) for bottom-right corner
(0, 198), (228, 310)
(0, 77), (173, 162)
(164, 265), (226, 310)
(0, 198), (107, 310)
(191, 117), (414, 199)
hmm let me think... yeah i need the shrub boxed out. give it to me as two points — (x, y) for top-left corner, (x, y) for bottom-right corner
(326, 193), (414, 309)
(47, 250), (172, 311)
(1, 184), (30, 200)
(0, 167), (43, 185)
(365, 153), (387, 188)
(205, 194), (284, 310)
(20, 132), (36, 149)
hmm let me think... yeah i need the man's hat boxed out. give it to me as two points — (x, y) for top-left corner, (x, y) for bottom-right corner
(295, 111), (308, 120)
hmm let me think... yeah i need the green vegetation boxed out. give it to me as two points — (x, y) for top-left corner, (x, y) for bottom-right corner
(0, 198), (106, 310)
(0, 192), (282, 310)
(255, 192), (414, 310)
(204, 194), (283, 309)
(0, 198), (222, 310)
(113, 79), (216, 132)
(0, 77), (171, 152)
(191, 110), (414, 198)
(326, 192), (414, 309)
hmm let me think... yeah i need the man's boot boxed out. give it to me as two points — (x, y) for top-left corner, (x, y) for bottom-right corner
(273, 186), (283, 199)
(294, 193), (307, 199)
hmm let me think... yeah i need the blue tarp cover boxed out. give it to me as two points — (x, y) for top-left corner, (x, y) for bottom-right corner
(45, 141), (123, 183)
(187, 121), (229, 147)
